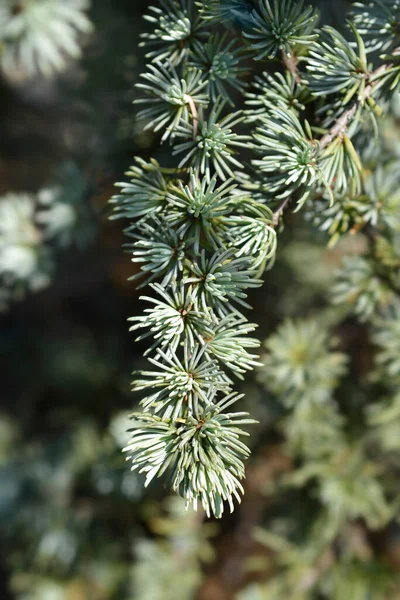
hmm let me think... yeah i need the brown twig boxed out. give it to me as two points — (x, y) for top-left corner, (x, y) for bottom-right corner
(186, 94), (200, 188)
(186, 94), (199, 139)
(273, 196), (292, 225)
(319, 52), (400, 150)
(281, 50), (301, 84)
(319, 103), (358, 150)
(273, 50), (400, 222)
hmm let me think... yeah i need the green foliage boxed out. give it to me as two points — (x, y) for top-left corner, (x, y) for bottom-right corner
(125, 217), (185, 288)
(0, 175), (93, 312)
(0, 192), (53, 310)
(124, 394), (256, 518)
(111, 158), (172, 220)
(204, 315), (261, 378)
(363, 164), (400, 231)
(112, 0), (400, 526)
(288, 443), (391, 531)
(351, 0), (400, 54)
(332, 255), (393, 321)
(189, 33), (248, 105)
(306, 25), (368, 102)
(132, 497), (214, 600)
(164, 174), (237, 250)
(307, 161), (400, 246)
(260, 319), (347, 405)
(368, 392), (400, 451)
(135, 63), (208, 140)
(4, 0), (400, 595)
(239, 527), (399, 600)
(308, 191), (377, 246)
(129, 282), (213, 354)
(0, 0), (93, 77)
(244, 0), (318, 60)
(173, 102), (250, 180)
(319, 133), (363, 195)
(133, 344), (230, 419)
(184, 248), (262, 316)
(373, 301), (400, 382)
(252, 108), (326, 208)
(246, 71), (311, 119)
(141, 0), (207, 64)
(195, 0), (254, 26)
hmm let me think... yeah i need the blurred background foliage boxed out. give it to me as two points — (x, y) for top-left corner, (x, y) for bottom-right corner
(1, 0), (400, 599)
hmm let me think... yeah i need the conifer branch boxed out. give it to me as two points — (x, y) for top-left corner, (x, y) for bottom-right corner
(281, 50), (301, 85)
(319, 47), (400, 150)
(111, 0), (400, 519)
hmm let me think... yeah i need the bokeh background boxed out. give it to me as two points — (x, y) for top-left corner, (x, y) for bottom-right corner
(2, 1), (400, 599)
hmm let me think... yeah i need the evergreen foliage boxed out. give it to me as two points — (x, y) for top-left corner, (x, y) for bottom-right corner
(0, 0), (93, 77)
(3, 0), (400, 595)
(0, 175), (94, 312)
(111, 0), (400, 524)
